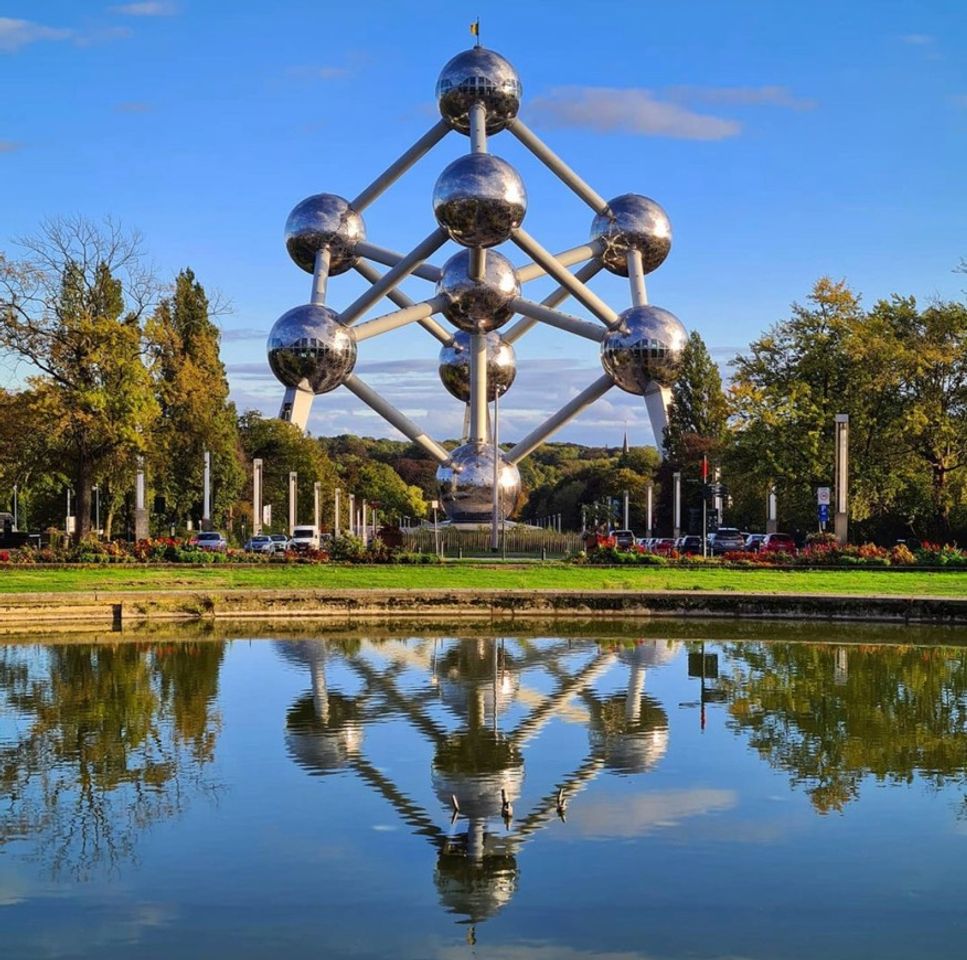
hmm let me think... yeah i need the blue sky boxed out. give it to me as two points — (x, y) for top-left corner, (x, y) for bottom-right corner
(2, 0), (965, 448)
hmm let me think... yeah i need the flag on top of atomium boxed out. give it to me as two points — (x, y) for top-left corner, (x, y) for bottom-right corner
(266, 45), (685, 524)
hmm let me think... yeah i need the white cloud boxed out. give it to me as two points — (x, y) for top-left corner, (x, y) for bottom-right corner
(0, 17), (71, 52)
(528, 86), (741, 140)
(110, 1), (178, 15)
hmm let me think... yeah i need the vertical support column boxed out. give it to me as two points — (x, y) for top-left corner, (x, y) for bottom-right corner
(834, 413), (849, 544)
(469, 333), (489, 443)
(713, 467), (723, 522)
(672, 471), (682, 540)
(623, 490), (629, 530)
(252, 458), (263, 536)
(468, 100), (488, 282)
(491, 381), (500, 551)
(314, 481), (321, 532)
(311, 247), (331, 306)
(135, 457), (149, 541)
(348, 494), (355, 535)
(13, 482), (18, 531)
(643, 385), (672, 456)
(646, 483), (653, 539)
(627, 249), (648, 307)
(361, 500), (369, 547)
(202, 450), (211, 531)
(767, 485), (778, 534)
(334, 487), (341, 537)
(288, 471), (298, 535)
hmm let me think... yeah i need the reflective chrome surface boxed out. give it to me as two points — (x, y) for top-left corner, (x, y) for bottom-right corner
(437, 249), (520, 332)
(438, 331), (516, 402)
(285, 193), (366, 275)
(601, 304), (687, 393)
(433, 154), (527, 248)
(437, 441), (521, 523)
(436, 47), (522, 134)
(267, 303), (357, 394)
(590, 193), (672, 277)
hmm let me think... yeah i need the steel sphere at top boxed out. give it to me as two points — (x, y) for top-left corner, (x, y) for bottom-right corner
(438, 331), (516, 403)
(436, 47), (522, 134)
(285, 193), (365, 275)
(433, 153), (527, 248)
(437, 249), (520, 332)
(437, 442), (521, 524)
(591, 194), (671, 277)
(600, 305), (687, 394)
(267, 303), (357, 395)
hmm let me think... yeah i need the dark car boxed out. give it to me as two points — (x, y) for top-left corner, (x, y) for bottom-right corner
(708, 527), (745, 556)
(745, 533), (766, 553)
(612, 529), (636, 550)
(761, 532), (797, 555)
(678, 535), (705, 555)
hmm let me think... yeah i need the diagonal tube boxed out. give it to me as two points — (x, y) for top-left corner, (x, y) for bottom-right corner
(627, 248), (649, 307)
(353, 261), (453, 345)
(516, 239), (604, 283)
(508, 298), (605, 342)
(507, 374), (615, 464)
(511, 228), (618, 328)
(355, 242), (443, 282)
(341, 228), (449, 325)
(352, 294), (448, 342)
(311, 247), (331, 306)
(343, 374), (451, 464)
(503, 260), (604, 343)
(506, 118), (609, 214)
(351, 119), (450, 212)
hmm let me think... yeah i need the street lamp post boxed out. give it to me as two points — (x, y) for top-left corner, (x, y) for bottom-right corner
(431, 499), (440, 558)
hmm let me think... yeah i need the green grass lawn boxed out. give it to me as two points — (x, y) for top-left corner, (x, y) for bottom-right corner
(2, 562), (967, 596)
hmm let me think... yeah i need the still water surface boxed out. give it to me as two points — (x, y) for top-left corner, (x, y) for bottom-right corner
(1, 621), (966, 959)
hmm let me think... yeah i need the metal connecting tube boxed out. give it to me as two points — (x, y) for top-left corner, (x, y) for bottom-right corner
(340, 228), (449, 326)
(503, 260), (604, 343)
(627, 248), (648, 307)
(352, 294), (448, 342)
(507, 374), (615, 464)
(355, 241), (442, 282)
(469, 333), (489, 443)
(506, 118), (609, 214)
(351, 120), (450, 212)
(352, 261), (453, 345)
(511, 228), (618, 327)
(311, 247), (331, 306)
(516, 239), (604, 283)
(468, 101), (488, 281)
(343, 374), (450, 464)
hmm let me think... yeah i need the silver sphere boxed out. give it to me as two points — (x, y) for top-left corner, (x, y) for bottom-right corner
(433, 154), (526, 248)
(267, 304), (357, 394)
(591, 194), (671, 277)
(285, 193), (365, 275)
(601, 305), (687, 394)
(436, 47), (522, 134)
(439, 331), (516, 402)
(437, 442), (521, 524)
(437, 249), (520, 332)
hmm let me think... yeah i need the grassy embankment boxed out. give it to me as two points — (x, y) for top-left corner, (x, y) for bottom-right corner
(1, 562), (967, 596)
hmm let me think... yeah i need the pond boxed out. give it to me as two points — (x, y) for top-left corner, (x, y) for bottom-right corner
(1, 619), (966, 959)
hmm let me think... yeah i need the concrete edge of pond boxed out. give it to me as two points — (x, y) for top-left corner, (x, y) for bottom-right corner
(2, 588), (967, 626)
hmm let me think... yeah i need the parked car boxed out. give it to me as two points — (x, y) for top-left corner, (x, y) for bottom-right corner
(745, 533), (766, 552)
(269, 533), (291, 552)
(612, 529), (636, 550)
(652, 538), (677, 555)
(708, 527), (746, 555)
(243, 534), (277, 554)
(677, 535), (706, 555)
(761, 532), (797, 554)
(191, 531), (228, 552)
(289, 525), (320, 552)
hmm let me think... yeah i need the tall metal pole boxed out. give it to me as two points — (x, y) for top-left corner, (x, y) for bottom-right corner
(491, 381), (499, 552)
(203, 450), (211, 530)
(672, 471), (682, 540)
(834, 414), (849, 544)
(348, 493), (355, 535)
(334, 487), (341, 536)
(288, 471), (298, 535)
(94, 485), (100, 537)
(252, 458), (263, 536)
(646, 483), (653, 539)
(623, 490), (629, 530)
(13, 482), (18, 531)
(66, 487), (71, 537)
(361, 500), (368, 547)
(767, 485), (778, 534)
(314, 481), (321, 532)
(432, 501), (440, 558)
(135, 457), (148, 540)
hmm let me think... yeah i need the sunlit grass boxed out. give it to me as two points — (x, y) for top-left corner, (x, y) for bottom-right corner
(1, 562), (966, 596)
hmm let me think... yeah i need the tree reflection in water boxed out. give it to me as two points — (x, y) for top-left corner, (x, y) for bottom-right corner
(0, 641), (225, 878)
(280, 636), (675, 938)
(720, 643), (967, 812)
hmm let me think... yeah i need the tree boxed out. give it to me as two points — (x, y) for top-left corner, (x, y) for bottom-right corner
(350, 460), (427, 523)
(237, 412), (339, 533)
(146, 269), (244, 531)
(0, 218), (158, 542)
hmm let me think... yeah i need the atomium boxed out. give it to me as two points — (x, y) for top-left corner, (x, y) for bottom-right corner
(267, 42), (688, 525)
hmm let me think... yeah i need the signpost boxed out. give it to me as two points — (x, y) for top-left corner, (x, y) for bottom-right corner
(817, 487), (831, 531)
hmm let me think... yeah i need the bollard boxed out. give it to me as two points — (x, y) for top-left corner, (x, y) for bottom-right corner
(541, 545), (547, 562)
(458, 546), (464, 560)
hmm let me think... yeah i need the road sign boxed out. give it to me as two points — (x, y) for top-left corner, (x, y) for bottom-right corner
(817, 487), (831, 506)
(818, 503), (830, 523)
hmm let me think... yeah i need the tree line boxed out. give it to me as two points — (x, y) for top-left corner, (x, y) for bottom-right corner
(1, 218), (965, 544)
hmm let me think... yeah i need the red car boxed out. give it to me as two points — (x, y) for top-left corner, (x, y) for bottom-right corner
(761, 533), (796, 554)
(652, 538), (678, 555)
